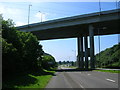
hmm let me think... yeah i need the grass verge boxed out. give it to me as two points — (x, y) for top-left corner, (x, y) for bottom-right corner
(3, 70), (55, 89)
(14, 74), (52, 88)
(94, 70), (120, 73)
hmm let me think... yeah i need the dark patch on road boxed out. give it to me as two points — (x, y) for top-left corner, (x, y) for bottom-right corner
(63, 72), (84, 88)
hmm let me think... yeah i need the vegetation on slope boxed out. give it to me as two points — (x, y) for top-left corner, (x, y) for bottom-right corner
(95, 43), (120, 68)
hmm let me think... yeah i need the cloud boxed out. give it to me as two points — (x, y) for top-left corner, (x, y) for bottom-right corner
(0, 3), (27, 25)
(15, 21), (27, 26)
(0, 4), (22, 19)
(35, 12), (47, 22)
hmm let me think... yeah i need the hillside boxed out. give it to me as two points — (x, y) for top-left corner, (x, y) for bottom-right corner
(95, 43), (120, 69)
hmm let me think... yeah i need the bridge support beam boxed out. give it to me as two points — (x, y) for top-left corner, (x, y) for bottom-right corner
(89, 25), (95, 69)
(77, 36), (84, 69)
(84, 36), (88, 70)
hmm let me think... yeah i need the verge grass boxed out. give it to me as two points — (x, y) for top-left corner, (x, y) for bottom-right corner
(3, 70), (55, 89)
(94, 70), (120, 73)
(14, 74), (52, 88)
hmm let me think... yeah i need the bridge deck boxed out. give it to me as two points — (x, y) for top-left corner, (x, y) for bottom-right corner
(17, 9), (120, 40)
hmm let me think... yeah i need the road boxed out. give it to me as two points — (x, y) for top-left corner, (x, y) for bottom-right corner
(46, 67), (119, 89)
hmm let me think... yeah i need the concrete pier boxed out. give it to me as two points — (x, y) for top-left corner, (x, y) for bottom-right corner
(89, 25), (95, 69)
(77, 37), (80, 68)
(84, 36), (88, 69)
(77, 37), (84, 69)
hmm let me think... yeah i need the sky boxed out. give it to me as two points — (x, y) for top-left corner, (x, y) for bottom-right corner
(0, 1), (119, 62)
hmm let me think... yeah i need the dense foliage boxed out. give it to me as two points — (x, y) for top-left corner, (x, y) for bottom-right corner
(2, 19), (57, 89)
(95, 43), (120, 68)
(2, 19), (43, 76)
(42, 54), (57, 70)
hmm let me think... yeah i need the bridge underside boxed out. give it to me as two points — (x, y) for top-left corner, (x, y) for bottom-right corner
(34, 20), (119, 69)
(17, 9), (120, 69)
(31, 20), (119, 69)
(31, 20), (119, 40)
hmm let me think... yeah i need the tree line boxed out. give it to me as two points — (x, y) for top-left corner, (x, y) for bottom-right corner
(58, 61), (76, 67)
(95, 43), (120, 68)
(2, 19), (57, 78)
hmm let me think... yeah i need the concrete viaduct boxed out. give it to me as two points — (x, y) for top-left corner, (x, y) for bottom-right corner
(17, 9), (120, 69)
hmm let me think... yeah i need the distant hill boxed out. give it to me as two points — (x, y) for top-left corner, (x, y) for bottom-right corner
(95, 43), (120, 69)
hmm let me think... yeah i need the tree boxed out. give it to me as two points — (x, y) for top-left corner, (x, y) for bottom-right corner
(2, 19), (43, 76)
(63, 61), (66, 64)
(41, 54), (57, 70)
(58, 61), (62, 65)
(2, 38), (18, 74)
(71, 61), (74, 66)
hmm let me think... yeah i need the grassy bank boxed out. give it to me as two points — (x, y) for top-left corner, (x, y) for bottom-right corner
(14, 75), (52, 88)
(3, 70), (55, 89)
(94, 70), (120, 73)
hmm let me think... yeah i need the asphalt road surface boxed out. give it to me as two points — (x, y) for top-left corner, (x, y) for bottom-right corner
(46, 67), (119, 89)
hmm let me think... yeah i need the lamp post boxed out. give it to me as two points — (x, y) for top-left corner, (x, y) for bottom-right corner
(116, 0), (120, 9)
(72, 50), (76, 66)
(38, 11), (42, 22)
(72, 50), (76, 61)
(28, 4), (32, 27)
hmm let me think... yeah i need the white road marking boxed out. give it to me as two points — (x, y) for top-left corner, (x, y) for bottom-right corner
(87, 74), (91, 75)
(79, 83), (85, 90)
(78, 82), (85, 90)
(77, 79), (86, 90)
(106, 78), (116, 83)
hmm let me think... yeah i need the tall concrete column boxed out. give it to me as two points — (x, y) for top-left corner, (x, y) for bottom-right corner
(77, 36), (84, 69)
(79, 37), (84, 69)
(84, 36), (88, 69)
(89, 25), (95, 69)
(77, 37), (80, 68)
